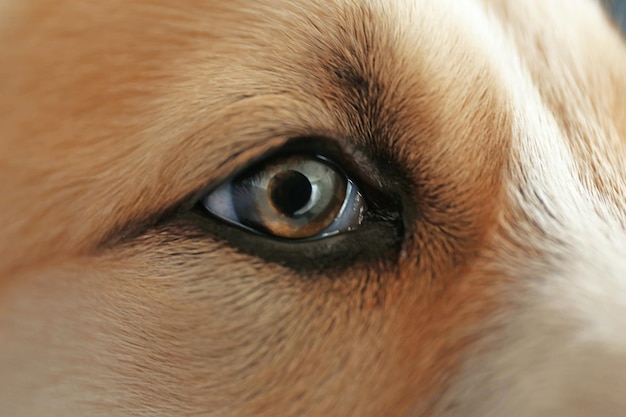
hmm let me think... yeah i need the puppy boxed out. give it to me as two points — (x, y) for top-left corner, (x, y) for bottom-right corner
(1, 0), (626, 416)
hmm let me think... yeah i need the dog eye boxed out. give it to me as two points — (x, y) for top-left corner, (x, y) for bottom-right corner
(201, 155), (367, 240)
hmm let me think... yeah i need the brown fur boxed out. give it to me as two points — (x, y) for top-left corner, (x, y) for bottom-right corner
(1, 1), (625, 416)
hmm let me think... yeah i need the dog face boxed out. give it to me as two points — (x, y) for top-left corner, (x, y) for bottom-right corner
(1, 1), (626, 416)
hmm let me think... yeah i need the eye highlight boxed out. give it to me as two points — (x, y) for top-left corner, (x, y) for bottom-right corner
(202, 155), (367, 240)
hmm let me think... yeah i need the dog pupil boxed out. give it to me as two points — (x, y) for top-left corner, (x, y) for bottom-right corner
(269, 170), (313, 216)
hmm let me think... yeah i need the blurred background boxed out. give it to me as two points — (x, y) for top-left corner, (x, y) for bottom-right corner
(608, 0), (626, 30)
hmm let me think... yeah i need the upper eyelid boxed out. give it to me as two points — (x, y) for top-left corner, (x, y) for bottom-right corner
(160, 93), (339, 208)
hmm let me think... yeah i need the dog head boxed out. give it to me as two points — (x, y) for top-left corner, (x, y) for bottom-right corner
(1, 0), (626, 416)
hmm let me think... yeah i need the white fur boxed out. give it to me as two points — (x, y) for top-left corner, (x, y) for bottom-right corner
(394, 1), (626, 415)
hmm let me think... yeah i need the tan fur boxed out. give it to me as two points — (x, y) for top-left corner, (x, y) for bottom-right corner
(1, 1), (625, 416)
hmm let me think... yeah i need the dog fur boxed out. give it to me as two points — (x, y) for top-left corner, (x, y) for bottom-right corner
(1, 0), (626, 416)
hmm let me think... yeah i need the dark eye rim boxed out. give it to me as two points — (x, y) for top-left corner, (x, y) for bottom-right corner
(178, 206), (403, 273)
(179, 136), (406, 271)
